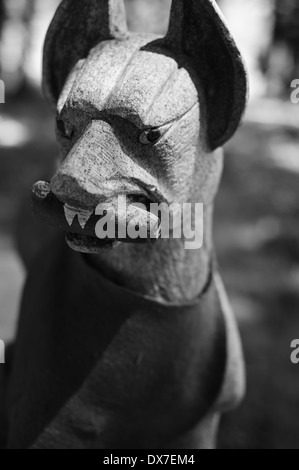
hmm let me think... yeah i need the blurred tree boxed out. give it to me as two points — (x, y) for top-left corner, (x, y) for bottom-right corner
(218, 0), (275, 99)
(268, 0), (299, 96)
(124, 0), (171, 34)
(0, 0), (34, 93)
(0, 0), (5, 73)
(0, 0), (4, 31)
(274, 0), (299, 72)
(0, 0), (61, 94)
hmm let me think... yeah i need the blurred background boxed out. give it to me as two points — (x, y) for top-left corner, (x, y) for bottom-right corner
(0, 0), (299, 449)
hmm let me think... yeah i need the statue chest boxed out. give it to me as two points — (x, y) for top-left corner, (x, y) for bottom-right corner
(8, 238), (226, 448)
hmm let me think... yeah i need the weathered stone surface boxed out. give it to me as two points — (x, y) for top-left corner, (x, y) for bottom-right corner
(164, 0), (248, 149)
(40, 0), (247, 302)
(43, 0), (128, 106)
(4, 0), (248, 450)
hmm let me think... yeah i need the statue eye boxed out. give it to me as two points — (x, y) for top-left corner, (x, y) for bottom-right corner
(139, 129), (162, 145)
(56, 119), (74, 140)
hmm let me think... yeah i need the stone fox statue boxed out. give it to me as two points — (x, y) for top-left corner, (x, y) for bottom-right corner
(1, 0), (248, 449)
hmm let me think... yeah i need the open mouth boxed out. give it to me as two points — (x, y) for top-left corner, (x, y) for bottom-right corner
(31, 181), (162, 253)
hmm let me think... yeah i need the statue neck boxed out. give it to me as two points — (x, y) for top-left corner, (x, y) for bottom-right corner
(87, 204), (214, 304)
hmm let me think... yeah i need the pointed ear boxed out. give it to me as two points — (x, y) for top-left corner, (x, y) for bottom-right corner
(163, 0), (248, 150)
(43, 0), (128, 108)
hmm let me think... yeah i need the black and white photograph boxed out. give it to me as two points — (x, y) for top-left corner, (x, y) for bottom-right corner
(0, 0), (299, 451)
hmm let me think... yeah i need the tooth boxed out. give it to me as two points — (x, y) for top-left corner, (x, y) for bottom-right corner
(64, 205), (77, 227)
(77, 210), (93, 229)
(64, 205), (93, 229)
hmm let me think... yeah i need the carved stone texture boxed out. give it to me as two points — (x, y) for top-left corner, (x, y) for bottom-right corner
(37, 0), (248, 302)
(4, 0), (248, 450)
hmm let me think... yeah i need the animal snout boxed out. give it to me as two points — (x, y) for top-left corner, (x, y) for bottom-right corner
(50, 170), (104, 209)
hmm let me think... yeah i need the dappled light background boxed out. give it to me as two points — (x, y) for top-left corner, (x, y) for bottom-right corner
(0, 0), (299, 449)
